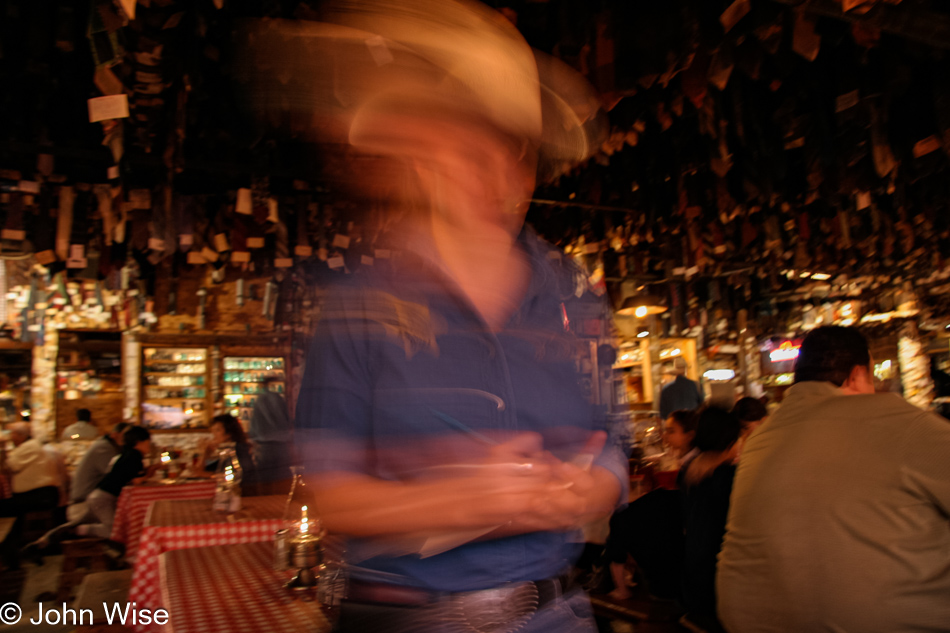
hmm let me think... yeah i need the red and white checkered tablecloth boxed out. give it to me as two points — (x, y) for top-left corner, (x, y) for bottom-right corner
(130, 495), (288, 633)
(111, 480), (217, 563)
(160, 541), (330, 633)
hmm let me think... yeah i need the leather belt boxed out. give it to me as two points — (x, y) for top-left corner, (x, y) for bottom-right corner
(346, 574), (573, 609)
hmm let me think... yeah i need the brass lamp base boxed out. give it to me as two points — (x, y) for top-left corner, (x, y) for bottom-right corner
(286, 564), (325, 591)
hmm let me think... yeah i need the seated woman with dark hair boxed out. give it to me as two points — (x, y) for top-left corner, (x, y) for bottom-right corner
(197, 414), (259, 495)
(678, 406), (743, 633)
(78, 426), (159, 538)
(605, 410), (698, 601)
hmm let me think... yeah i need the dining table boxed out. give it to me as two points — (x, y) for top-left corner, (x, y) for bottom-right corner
(129, 494), (288, 633)
(159, 541), (330, 633)
(111, 479), (218, 563)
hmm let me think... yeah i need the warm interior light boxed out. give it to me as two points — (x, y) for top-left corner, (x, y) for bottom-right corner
(637, 331), (649, 338)
(769, 341), (800, 362)
(671, 348), (681, 356)
(811, 273), (831, 281)
(617, 294), (667, 317)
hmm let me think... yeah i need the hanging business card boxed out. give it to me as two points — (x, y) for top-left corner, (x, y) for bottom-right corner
(35, 250), (56, 265)
(835, 90), (859, 113)
(317, 248), (328, 261)
(328, 256), (345, 269)
(231, 251), (251, 263)
(913, 136), (941, 158)
(332, 234), (351, 249)
(148, 238), (165, 251)
(720, 0), (750, 33)
(70, 244), (85, 260)
(214, 233), (230, 252)
(361, 255), (374, 266)
(275, 258), (293, 268)
(267, 198), (279, 223)
(1, 229), (25, 240)
(236, 188), (253, 214)
(294, 245), (313, 257)
(67, 258), (88, 269)
(18, 181), (40, 194)
(375, 249), (391, 259)
(673, 267), (687, 276)
(856, 191), (871, 210)
(187, 251), (206, 264)
(179, 234), (194, 246)
(88, 94), (130, 122)
(200, 246), (218, 262)
(107, 166), (120, 179)
(247, 237), (265, 249)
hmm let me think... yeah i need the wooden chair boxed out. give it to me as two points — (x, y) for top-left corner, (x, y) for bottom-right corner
(57, 538), (110, 602)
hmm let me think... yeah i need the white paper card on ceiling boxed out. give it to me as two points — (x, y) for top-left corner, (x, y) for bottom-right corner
(179, 234), (194, 246)
(332, 234), (351, 249)
(361, 255), (374, 266)
(187, 251), (205, 264)
(18, 181), (40, 194)
(247, 237), (265, 249)
(231, 251), (251, 263)
(70, 245), (85, 260)
(1, 229), (25, 240)
(236, 188), (253, 214)
(835, 90), (859, 113)
(88, 95), (130, 123)
(107, 166), (120, 179)
(200, 247), (219, 262)
(275, 258), (293, 268)
(913, 136), (941, 158)
(214, 233), (230, 252)
(148, 238), (165, 251)
(118, 0), (136, 20)
(294, 245), (312, 257)
(328, 256), (345, 269)
(67, 258), (87, 269)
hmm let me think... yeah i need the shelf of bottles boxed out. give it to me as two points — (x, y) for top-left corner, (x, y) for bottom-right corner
(223, 356), (286, 424)
(141, 347), (210, 429)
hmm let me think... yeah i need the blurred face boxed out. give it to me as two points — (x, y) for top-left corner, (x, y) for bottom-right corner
(134, 439), (151, 455)
(210, 422), (228, 445)
(662, 419), (694, 453)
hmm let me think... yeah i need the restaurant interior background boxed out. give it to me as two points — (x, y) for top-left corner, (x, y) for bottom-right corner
(3, 0), (950, 628)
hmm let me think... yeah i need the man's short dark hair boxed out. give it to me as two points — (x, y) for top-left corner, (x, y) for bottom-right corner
(732, 397), (767, 424)
(793, 326), (871, 387)
(113, 422), (131, 436)
(77, 408), (92, 422)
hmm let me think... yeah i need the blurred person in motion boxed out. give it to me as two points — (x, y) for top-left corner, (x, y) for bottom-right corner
(718, 326), (950, 632)
(198, 414), (260, 495)
(730, 397), (767, 460)
(288, 1), (626, 631)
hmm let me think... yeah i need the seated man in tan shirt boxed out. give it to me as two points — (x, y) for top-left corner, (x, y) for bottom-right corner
(718, 326), (950, 632)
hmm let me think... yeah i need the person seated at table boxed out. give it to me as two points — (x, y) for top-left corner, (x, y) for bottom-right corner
(678, 406), (742, 633)
(0, 422), (62, 569)
(249, 379), (296, 494)
(61, 408), (99, 441)
(24, 422), (131, 556)
(196, 415), (259, 495)
(605, 410), (698, 601)
(77, 426), (159, 539)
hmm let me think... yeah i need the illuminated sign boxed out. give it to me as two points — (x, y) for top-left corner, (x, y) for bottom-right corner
(703, 369), (736, 381)
(769, 341), (800, 363)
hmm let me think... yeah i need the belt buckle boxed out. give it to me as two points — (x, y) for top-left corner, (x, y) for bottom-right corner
(445, 582), (539, 633)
